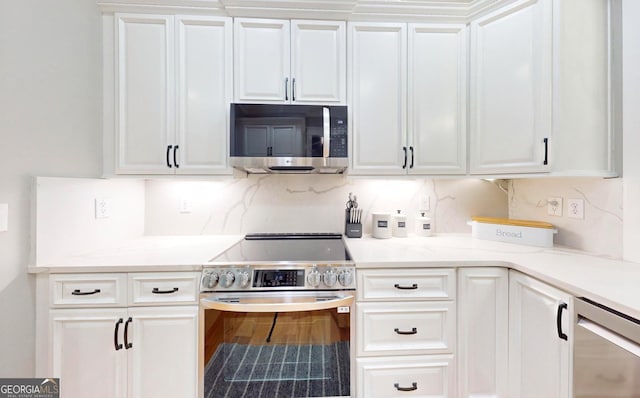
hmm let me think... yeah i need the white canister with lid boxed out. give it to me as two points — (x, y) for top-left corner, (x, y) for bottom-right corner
(392, 210), (408, 238)
(416, 212), (432, 237)
(371, 212), (392, 239)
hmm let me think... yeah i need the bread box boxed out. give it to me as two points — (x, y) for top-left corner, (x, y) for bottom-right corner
(470, 216), (557, 247)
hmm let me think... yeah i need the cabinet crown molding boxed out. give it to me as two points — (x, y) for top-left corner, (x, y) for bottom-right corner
(98, 0), (517, 22)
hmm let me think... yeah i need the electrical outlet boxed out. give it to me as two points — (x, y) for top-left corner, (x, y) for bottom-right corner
(419, 195), (430, 212)
(180, 198), (191, 214)
(547, 197), (563, 217)
(94, 198), (111, 219)
(567, 198), (585, 219)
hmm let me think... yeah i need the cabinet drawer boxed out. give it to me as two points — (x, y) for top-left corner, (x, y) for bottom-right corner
(50, 273), (127, 307)
(356, 355), (455, 398)
(357, 301), (456, 356)
(357, 268), (456, 301)
(128, 272), (199, 306)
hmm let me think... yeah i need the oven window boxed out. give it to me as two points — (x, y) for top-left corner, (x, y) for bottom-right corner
(204, 309), (350, 398)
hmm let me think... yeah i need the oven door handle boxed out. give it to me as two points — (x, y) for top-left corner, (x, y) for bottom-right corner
(200, 293), (354, 313)
(577, 318), (640, 357)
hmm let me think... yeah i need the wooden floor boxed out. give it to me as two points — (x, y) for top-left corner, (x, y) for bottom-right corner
(204, 309), (350, 364)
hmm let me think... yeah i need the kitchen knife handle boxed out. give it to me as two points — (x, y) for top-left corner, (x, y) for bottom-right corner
(124, 317), (133, 349)
(166, 145), (173, 168)
(394, 382), (418, 392)
(557, 302), (568, 340)
(173, 145), (179, 168)
(114, 318), (123, 351)
(402, 147), (407, 169)
(409, 146), (414, 168)
(72, 288), (101, 296)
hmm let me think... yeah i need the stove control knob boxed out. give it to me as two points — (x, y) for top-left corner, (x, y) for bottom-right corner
(237, 271), (251, 289)
(307, 269), (321, 288)
(338, 269), (353, 287)
(203, 272), (219, 289)
(323, 269), (338, 288)
(220, 271), (236, 288)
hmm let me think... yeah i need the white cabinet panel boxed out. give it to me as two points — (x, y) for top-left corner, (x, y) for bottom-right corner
(127, 306), (198, 398)
(50, 273), (127, 308)
(50, 309), (128, 398)
(128, 272), (199, 306)
(349, 22), (407, 174)
(408, 24), (467, 175)
(234, 18), (290, 102)
(509, 270), (572, 398)
(291, 20), (346, 103)
(458, 268), (508, 398)
(116, 14), (173, 174)
(470, 0), (552, 174)
(176, 16), (232, 173)
(358, 268), (456, 301)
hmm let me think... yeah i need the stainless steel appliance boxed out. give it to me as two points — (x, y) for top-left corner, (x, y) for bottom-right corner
(574, 298), (640, 397)
(199, 233), (355, 398)
(230, 104), (348, 174)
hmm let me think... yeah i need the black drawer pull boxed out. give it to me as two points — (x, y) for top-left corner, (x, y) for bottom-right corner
(72, 289), (101, 296)
(394, 327), (417, 335)
(394, 283), (418, 290)
(394, 382), (417, 392)
(114, 318), (123, 351)
(152, 287), (179, 294)
(124, 317), (133, 349)
(557, 302), (568, 341)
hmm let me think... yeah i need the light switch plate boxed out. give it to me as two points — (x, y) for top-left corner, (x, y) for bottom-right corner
(0, 203), (7, 232)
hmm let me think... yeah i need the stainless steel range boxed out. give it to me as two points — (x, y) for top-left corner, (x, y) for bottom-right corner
(198, 233), (355, 398)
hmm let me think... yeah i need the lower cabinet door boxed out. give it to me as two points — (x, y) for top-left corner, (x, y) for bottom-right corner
(356, 355), (456, 398)
(50, 308), (128, 398)
(127, 306), (198, 398)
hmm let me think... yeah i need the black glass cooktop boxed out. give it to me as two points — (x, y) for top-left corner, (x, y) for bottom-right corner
(210, 233), (352, 263)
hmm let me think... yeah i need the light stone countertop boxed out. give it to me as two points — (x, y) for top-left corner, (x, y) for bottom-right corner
(28, 233), (640, 319)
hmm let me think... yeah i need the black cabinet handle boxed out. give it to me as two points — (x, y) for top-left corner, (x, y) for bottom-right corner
(114, 318), (123, 351)
(409, 146), (414, 168)
(394, 382), (417, 392)
(152, 287), (179, 294)
(543, 137), (549, 165)
(166, 145), (173, 168)
(394, 327), (417, 335)
(124, 317), (133, 349)
(402, 146), (407, 169)
(292, 78), (296, 101)
(71, 288), (101, 296)
(173, 145), (179, 168)
(285, 77), (289, 101)
(394, 283), (418, 290)
(557, 302), (568, 340)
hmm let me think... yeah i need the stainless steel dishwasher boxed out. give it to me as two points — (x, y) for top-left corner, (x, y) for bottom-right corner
(574, 298), (640, 397)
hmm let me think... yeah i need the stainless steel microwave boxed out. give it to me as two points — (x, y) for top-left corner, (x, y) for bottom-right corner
(230, 103), (348, 173)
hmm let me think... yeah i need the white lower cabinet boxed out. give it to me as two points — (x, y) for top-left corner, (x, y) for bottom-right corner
(356, 268), (456, 397)
(39, 272), (199, 398)
(508, 270), (572, 398)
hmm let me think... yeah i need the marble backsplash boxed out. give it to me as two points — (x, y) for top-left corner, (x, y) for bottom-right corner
(144, 175), (509, 237)
(508, 177), (623, 258)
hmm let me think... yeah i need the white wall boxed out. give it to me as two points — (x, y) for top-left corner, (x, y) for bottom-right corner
(622, 0), (640, 262)
(0, 1), (102, 376)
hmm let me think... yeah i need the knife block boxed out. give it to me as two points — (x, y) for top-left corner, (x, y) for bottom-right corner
(345, 209), (362, 238)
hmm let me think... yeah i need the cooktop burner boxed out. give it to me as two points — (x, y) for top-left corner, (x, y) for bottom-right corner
(209, 233), (352, 263)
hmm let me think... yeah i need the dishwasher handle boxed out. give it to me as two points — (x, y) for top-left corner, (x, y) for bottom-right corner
(578, 318), (640, 357)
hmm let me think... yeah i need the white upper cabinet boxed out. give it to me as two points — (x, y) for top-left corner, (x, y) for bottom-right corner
(112, 14), (232, 175)
(234, 18), (346, 104)
(349, 22), (407, 175)
(349, 22), (467, 175)
(470, 0), (553, 175)
(408, 23), (467, 175)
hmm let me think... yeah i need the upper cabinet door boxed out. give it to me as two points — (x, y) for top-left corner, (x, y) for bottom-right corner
(234, 18), (290, 103)
(291, 20), (346, 104)
(116, 14), (174, 174)
(349, 22), (407, 175)
(408, 23), (467, 175)
(175, 16), (232, 174)
(470, 0), (552, 175)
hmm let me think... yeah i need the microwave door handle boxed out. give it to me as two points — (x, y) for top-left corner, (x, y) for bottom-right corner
(323, 107), (330, 158)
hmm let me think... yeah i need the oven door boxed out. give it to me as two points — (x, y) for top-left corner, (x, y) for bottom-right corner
(199, 291), (354, 398)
